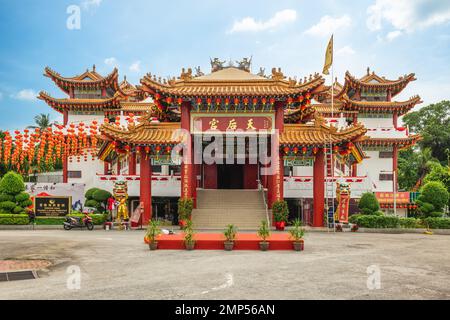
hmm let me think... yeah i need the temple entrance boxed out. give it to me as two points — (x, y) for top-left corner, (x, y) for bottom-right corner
(217, 164), (243, 189)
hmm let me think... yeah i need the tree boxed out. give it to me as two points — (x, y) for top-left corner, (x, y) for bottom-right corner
(403, 101), (450, 164)
(424, 163), (450, 206)
(0, 171), (30, 214)
(417, 181), (449, 216)
(27, 113), (55, 130)
(358, 192), (381, 215)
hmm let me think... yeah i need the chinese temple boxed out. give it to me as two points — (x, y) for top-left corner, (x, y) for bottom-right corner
(37, 60), (421, 228)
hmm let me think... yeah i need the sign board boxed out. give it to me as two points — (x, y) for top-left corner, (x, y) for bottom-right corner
(337, 193), (350, 223)
(34, 196), (72, 217)
(284, 157), (314, 167)
(191, 113), (274, 134)
(152, 156), (181, 166)
(25, 183), (85, 208)
(375, 192), (410, 204)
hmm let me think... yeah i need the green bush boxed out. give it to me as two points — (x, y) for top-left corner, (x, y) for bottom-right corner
(0, 172), (25, 195)
(13, 206), (24, 214)
(272, 200), (289, 222)
(85, 188), (100, 200)
(35, 217), (66, 225)
(15, 192), (30, 202)
(358, 192), (380, 215)
(399, 218), (422, 229)
(85, 199), (100, 208)
(423, 217), (450, 229)
(92, 189), (112, 202)
(0, 194), (14, 202)
(0, 214), (29, 225)
(0, 201), (17, 213)
(350, 214), (400, 228)
(20, 199), (33, 208)
(178, 198), (194, 220)
(418, 181), (449, 215)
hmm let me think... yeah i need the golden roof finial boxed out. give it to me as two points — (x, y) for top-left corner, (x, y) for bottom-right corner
(367, 67), (370, 75)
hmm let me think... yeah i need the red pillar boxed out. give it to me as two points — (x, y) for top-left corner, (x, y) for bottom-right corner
(129, 152), (136, 175)
(117, 158), (121, 175)
(140, 153), (152, 224)
(269, 103), (284, 207)
(393, 145), (398, 193)
(104, 161), (109, 175)
(181, 102), (193, 200)
(313, 148), (325, 227)
(351, 163), (358, 177)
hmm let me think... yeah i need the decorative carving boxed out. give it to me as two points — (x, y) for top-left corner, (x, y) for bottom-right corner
(271, 68), (285, 81)
(235, 57), (252, 72)
(257, 67), (266, 77)
(180, 68), (193, 81)
(210, 58), (226, 72)
(194, 66), (204, 77)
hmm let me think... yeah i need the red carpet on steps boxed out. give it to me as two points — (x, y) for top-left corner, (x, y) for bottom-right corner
(153, 233), (296, 250)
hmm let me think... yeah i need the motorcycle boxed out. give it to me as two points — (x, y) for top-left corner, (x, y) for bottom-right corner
(63, 213), (94, 231)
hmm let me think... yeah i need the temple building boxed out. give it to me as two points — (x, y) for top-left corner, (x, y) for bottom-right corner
(37, 60), (421, 228)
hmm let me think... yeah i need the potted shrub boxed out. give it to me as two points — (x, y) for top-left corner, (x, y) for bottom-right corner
(272, 200), (288, 231)
(146, 220), (161, 250)
(184, 220), (196, 250)
(257, 220), (270, 251)
(223, 224), (237, 251)
(288, 219), (305, 251)
(178, 198), (193, 229)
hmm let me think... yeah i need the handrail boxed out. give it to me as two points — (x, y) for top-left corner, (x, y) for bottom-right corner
(257, 179), (270, 226)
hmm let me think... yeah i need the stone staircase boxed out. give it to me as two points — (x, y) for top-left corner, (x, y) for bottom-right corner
(192, 189), (269, 230)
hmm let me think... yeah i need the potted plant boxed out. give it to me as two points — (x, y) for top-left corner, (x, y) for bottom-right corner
(146, 219), (161, 250)
(257, 220), (270, 251)
(223, 224), (237, 251)
(289, 219), (305, 251)
(273, 200), (288, 231)
(184, 220), (196, 250)
(178, 198), (193, 229)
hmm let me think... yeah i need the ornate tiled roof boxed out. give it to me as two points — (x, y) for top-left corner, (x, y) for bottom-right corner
(361, 135), (421, 149)
(343, 95), (422, 114)
(100, 114), (181, 145)
(140, 67), (326, 97)
(44, 66), (119, 94)
(280, 118), (367, 145)
(336, 70), (416, 98)
(38, 91), (122, 113)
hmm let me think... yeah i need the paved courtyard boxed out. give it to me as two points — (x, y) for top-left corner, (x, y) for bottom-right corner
(1, 229), (450, 300)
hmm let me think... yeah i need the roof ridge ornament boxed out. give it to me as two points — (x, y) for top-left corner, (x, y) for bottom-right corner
(180, 68), (193, 81)
(271, 67), (285, 81)
(210, 58), (226, 72)
(236, 57), (252, 72)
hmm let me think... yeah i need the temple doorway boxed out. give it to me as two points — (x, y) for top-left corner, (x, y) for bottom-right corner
(217, 164), (243, 189)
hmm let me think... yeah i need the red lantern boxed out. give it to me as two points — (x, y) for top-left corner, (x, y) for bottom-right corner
(293, 147), (299, 155)
(166, 97), (173, 104)
(252, 98), (258, 105)
(234, 98), (239, 105)
(312, 147), (319, 155)
(261, 98), (267, 105)
(269, 98), (275, 105)
(177, 97), (183, 105)
(283, 146), (290, 155)
(333, 146), (339, 153)
(302, 146), (307, 155)
(135, 146), (141, 154)
(298, 95), (304, 103)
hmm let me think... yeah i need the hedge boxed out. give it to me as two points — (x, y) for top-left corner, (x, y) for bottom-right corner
(350, 214), (450, 229)
(0, 214), (28, 225)
(0, 213), (108, 225)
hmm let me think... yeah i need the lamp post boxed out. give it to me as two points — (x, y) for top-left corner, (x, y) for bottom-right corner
(381, 170), (397, 216)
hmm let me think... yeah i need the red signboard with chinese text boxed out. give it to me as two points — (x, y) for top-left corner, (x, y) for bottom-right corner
(337, 193), (350, 223)
(191, 113), (274, 134)
(375, 192), (410, 204)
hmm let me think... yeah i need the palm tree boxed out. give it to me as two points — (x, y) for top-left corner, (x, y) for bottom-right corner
(413, 148), (439, 191)
(27, 113), (54, 130)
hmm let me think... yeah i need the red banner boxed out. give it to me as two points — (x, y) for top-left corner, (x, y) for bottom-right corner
(191, 114), (274, 133)
(337, 193), (350, 223)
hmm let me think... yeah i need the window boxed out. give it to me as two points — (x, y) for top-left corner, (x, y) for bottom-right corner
(379, 173), (393, 181)
(379, 151), (393, 158)
(68, 171), (82, 178)
(169, 166), (181, 175)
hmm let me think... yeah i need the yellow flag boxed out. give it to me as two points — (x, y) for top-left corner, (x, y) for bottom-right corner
(322, 35), (333, 75)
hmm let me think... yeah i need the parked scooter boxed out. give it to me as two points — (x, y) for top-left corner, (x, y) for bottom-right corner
(63, 213), (94, 231)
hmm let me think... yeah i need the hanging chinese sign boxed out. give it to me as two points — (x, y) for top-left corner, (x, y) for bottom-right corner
(190, 113), (274, 134)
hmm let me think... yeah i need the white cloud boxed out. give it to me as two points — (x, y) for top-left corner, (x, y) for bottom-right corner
(367, 0), (450, 33)
(228, 9), (297, 33)
(336, 46), (356, 56)
(82, 0), (102, 11)
(104, 57), (119, 68)
(304, 15), (352, 37)
(386, 30), (403, 42)
(129, 61), (141, 73)
(11, 89), (37, 101)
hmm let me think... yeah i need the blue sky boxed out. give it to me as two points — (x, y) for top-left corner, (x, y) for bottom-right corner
(0, 0), (449, 130)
